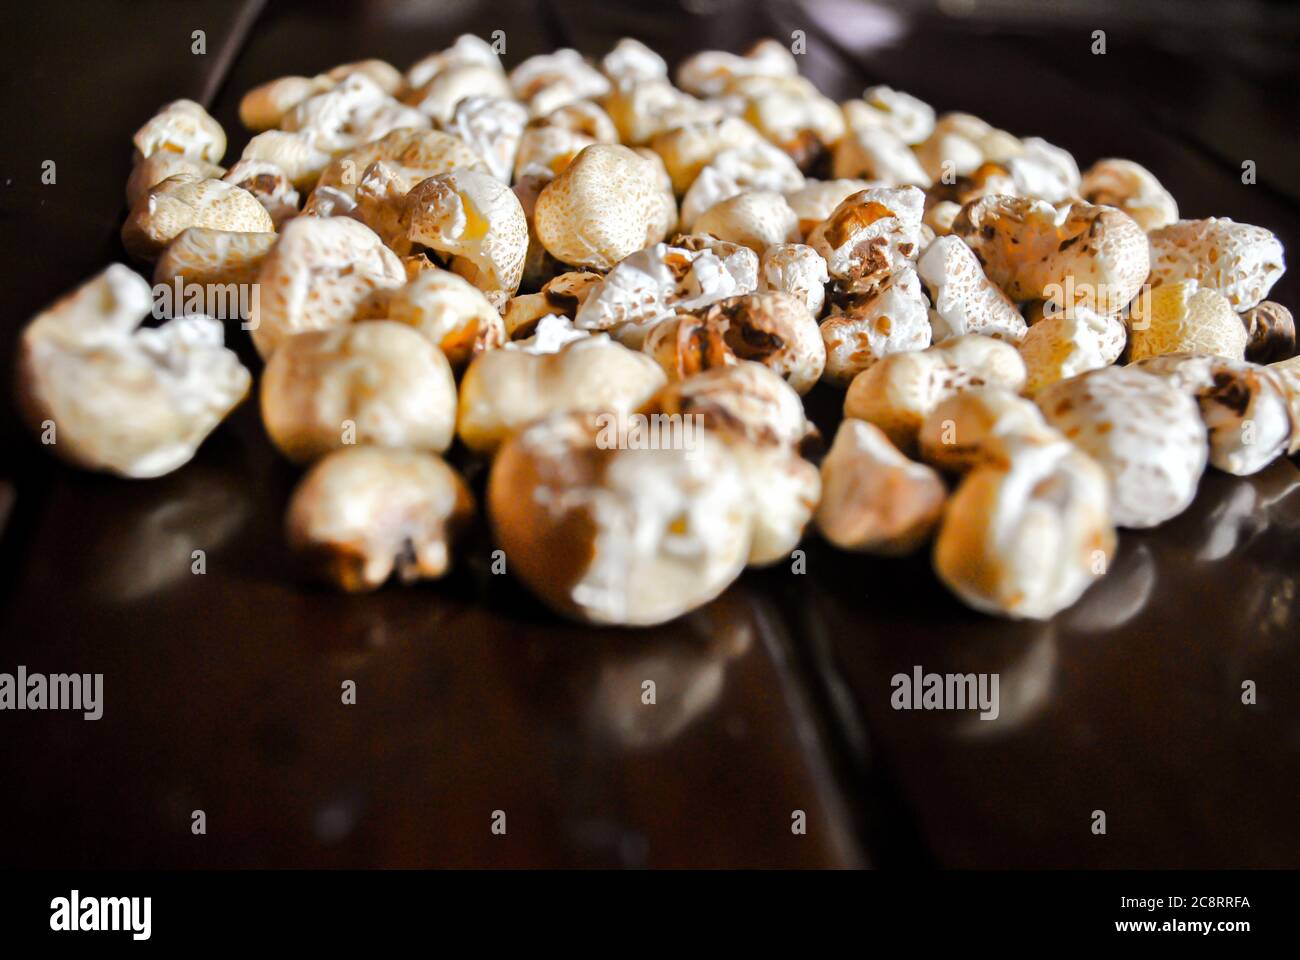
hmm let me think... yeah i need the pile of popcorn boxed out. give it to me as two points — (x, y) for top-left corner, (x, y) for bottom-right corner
(14, 36), (1294, 625)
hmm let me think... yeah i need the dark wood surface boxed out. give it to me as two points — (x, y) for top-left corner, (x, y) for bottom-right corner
(0, 0), (1296, 868)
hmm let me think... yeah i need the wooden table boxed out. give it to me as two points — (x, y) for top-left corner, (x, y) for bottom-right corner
(0, 0), (1296, 868)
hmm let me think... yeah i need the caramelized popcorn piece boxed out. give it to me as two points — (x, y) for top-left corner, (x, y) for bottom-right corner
(1127, 279), (1247, 362)
(816, 419), (947, 555)
(287, 447), (473, 592)
(1036, 365), (1208, 528)
(934, 438), (1116, 620)
(488, 411), (753, 626)
(1147, 218), (1285, 312)
(843, 334), (1027, 451)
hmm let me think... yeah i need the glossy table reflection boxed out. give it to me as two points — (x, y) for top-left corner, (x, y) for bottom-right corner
(0, 0), (1296, 868)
